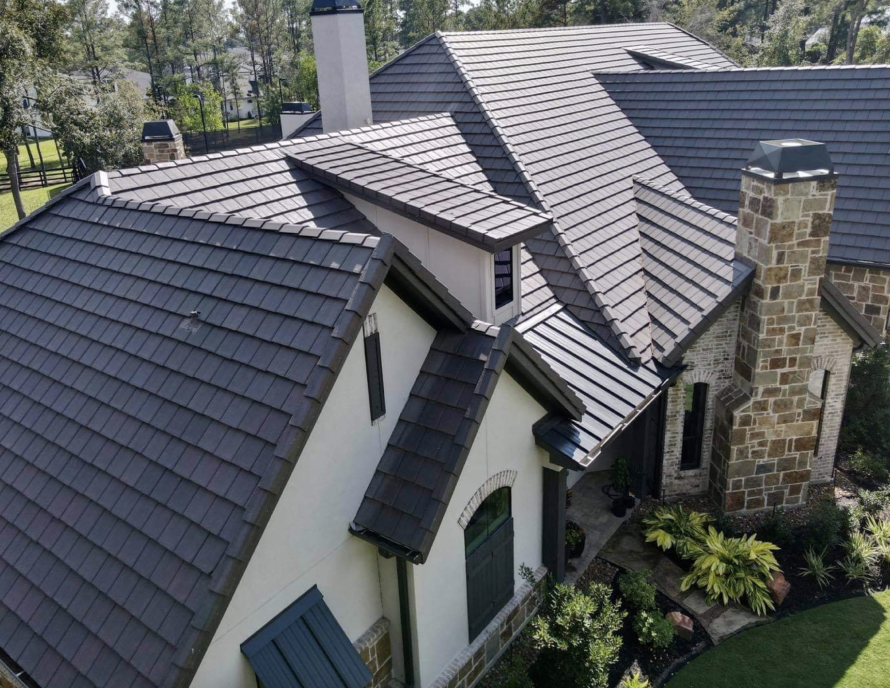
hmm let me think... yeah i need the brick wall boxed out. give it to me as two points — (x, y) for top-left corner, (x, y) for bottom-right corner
(710, 174), (836, 512)
(429, 566), (545, 688)
(810, 312), (854, 484)
(826, 263), (890, 335)
(354, 617), (392, 688)
(662, 302), (740, 498)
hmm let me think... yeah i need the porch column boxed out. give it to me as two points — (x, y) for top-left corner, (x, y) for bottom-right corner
(542, 465), (566, 582)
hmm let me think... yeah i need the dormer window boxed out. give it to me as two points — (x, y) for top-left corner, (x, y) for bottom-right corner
(494, 248), (514, 310)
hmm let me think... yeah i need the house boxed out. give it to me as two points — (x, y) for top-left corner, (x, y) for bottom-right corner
(0, 6), (887, 688)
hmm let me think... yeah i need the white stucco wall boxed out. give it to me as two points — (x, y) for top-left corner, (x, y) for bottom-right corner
(408, 372), (549, 686)
(345, 194), (521, 325)
(191, 284), (436, 688)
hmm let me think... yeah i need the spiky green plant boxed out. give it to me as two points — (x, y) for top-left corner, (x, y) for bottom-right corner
(680, 527), (781, 616)
(622, 670), (651, 688)
(865, 516), (890, 564)
(798, 547), (836, 590)
(642, 505), (713, 558)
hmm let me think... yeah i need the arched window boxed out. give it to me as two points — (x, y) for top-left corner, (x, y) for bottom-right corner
(464, 487), (513, 641)
(681, 383), (709, 470)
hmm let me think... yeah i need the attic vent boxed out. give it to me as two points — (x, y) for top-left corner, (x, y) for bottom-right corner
(180, 310), (202, 334)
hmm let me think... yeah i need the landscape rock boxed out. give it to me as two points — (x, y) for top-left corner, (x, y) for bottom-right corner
(666, 611), (694, 641)
(767, 572), (791, 606)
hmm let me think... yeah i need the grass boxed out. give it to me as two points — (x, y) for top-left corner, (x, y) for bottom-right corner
(0, 184), (69, 232)
(0, 139), (65, 174)
(667, 591), (890, 688)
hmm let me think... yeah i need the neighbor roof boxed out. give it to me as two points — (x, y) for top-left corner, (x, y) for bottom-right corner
(285, 139), (552, 252)
(0, 174), (479, 688)
(596, 65), (890, 267)
(352, 322), (583, 562)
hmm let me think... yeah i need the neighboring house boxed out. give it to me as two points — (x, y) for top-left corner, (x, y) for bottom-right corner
(0, 6), (888, 688)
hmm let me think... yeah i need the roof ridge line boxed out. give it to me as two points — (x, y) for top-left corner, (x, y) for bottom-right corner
(91, 179), (380, 247)
(437, 33), (642, 362)
(596, 62), (890, 75)
(437, 21), (676, 37)
(661, 20), (740, 67)
(633, 176), (738, 226)
(288, 139), (552, 220)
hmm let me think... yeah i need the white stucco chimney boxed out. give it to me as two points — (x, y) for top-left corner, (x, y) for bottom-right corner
(311, 0), (373, 134)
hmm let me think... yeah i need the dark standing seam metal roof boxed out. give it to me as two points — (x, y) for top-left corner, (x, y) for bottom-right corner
(517, 304), (669, 468)
(0, 173), (480, 688)
(240, 586), (371, 688)
(634, 179), (754, 365)
(596, 66), (890, 268)
(285, 140), (553, 252)
(352, 322), (583, 561)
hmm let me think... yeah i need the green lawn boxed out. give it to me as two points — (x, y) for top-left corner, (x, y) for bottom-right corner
(667, 591), (890, 688)
(0, 139), (64, 174)
(0, 184), (69, 232)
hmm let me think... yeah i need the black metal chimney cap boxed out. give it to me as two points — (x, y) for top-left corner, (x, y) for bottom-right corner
(141, 120), (180, 142)
(282, 102), (313, 113)
(743, 139), (835, 182)
(310, 0), (363, 14)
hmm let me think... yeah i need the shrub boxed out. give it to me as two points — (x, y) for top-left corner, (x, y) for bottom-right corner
(804, 498), (851, 552)
(618, 569), (657, 611)
(839, 532), (878, 588)
(632, 610), (675, 650)
(611, 456), (632, 494)
(681, 527), (781, 616)
(798, 547), (836, 590)
(528, 581), (625, 688)
(840, 343), (890, 458)
(498, 653), (534, 688)
(623, 671), (651, 688)
(866, 516), (890, 564)
(758, 507), (793, 547)
(847, 448), (890, 483)
(643, 505), (713, 558)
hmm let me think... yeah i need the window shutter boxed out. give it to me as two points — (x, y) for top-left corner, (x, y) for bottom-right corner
(364, 315), (385, 421)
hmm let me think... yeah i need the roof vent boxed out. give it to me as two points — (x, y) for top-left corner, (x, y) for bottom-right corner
(141, 120), (181, 142)
(180, 310), (202, 334)
(743, 139), (835, 182)
(310, 0), (362, 14)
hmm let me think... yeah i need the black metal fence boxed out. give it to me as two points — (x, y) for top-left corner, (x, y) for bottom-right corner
(181, 122), (282, 156)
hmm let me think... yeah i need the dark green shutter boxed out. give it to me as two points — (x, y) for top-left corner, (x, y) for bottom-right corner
(364, 331), (385, 421)
(466, 517), (514, 641)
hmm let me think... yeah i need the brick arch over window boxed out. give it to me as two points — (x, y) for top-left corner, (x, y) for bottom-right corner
(811, 355), (838, 373)
(458, 470), (517, 529)
(680, 368), (717, 386)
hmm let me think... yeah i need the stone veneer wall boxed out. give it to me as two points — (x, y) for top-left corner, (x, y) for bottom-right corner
(354, 617), (393, 688)
(809, 312), (854, 484)
(429, 566), (546, 688)
(141, 135), (186, 164)
(662, 302), (740, 498)
(710, 174), (836, 512)
(827, 263), (890, 335)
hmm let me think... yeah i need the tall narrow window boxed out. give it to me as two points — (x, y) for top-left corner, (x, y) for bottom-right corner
(811, 370), (830, 455)
(494, 248), (514, 310)
(363, 314), (385, 422)
(681, 383), (708, 470)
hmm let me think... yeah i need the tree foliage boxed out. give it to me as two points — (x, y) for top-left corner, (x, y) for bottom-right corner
(840, 341), (890, 458)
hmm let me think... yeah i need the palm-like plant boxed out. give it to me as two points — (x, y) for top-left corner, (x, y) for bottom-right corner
(798, 547), (836, 590)
(643, 505), (713, 558)
(865, 516), (890, 564)
(680, 527), (781, 616)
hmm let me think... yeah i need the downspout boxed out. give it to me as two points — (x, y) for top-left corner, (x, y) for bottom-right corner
(396, 558), (416, 688)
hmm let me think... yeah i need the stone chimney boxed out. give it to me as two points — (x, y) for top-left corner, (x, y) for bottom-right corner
(141, 120), (186, 164)
(710, 139), (837, 512)
(311, 0), (373, 133)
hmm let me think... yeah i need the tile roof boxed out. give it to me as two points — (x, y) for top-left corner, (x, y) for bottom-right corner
(437, 23), (736, 361)
(0, 174), (475, 688)
(596, 65), (890, 267)
(634, 179), (754, 365)
(517, 304), (669, 468)
(285, 139), (552, 252)
(352, 322), (582, 561)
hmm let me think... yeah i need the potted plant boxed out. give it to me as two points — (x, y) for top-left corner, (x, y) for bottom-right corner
(565, 520), (586, 560)
(610, 457), (635, 516)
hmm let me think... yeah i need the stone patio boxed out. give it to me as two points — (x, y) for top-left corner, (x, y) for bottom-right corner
(599, 522), (772, 644)
(565, 472), (633, 585)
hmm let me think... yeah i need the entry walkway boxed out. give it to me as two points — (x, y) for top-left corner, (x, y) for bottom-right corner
(564, 472), (633, 585)
(599, 522), (771, 644)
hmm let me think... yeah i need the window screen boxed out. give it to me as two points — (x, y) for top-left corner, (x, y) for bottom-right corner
(681, 383), (708, 470)
(363, 315), (385, 421)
